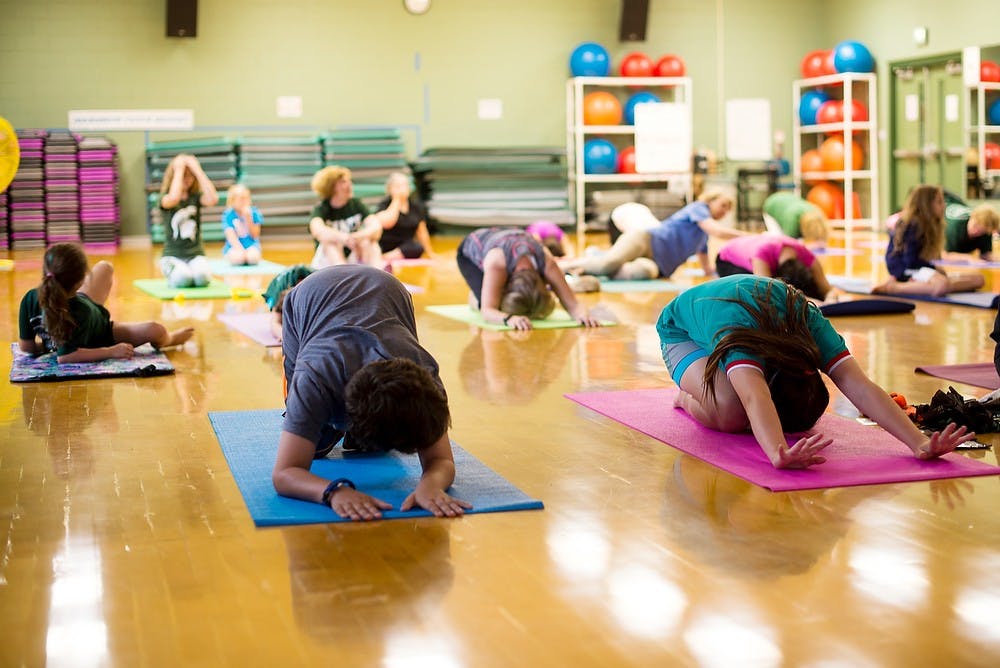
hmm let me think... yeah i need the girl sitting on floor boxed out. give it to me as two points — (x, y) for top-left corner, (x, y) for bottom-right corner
(18, 243), (194, 363)
(657, 275), (974, 469)
(222, 184), (263, 266)
(875, 185), (985, 297)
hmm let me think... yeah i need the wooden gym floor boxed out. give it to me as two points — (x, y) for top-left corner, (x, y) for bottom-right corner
(2, 233), (1000, 667)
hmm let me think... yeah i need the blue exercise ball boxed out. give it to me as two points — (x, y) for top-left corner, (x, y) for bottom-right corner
(833, 40), (875, 73)
(799, 90), (830, 126)
(989, 98), (1000, 126)
(623, 91), (661, 125)
(570, 42), (611, 77)
(583, 139), (618, 174)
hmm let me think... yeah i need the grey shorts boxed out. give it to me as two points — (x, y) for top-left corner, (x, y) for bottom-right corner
(662, 340), (708, 384)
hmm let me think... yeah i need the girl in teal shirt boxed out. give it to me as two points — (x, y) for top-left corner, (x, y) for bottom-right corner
(657, 275), (975, 468)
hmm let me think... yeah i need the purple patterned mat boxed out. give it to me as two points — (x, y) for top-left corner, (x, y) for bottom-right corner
(9, 343), (174, 383)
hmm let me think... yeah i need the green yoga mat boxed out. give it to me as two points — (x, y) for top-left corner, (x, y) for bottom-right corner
(426, 305), (615, 330)
(133, 279), (245, 300)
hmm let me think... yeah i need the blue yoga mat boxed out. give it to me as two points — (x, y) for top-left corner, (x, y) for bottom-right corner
(208, 409), (544, 525)
(208, 258), (287, 276)
(828, 276), (1000, 309)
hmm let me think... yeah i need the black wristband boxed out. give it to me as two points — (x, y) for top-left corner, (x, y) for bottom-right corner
(321, 478), (355, 505)
(502, 314), (512, 325)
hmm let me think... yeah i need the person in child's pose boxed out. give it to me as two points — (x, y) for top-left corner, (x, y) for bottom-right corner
(715, 234), (842, 302)
(261, 264), (314, 343)
(18, 243), (194, 363)
(875, 185), (985, 297)
(456, 227), (602, 331)
(272, 265), (471, 521)
(159, 153), (219, 287)
(308, 166), (383, 268)
(222, 184), (263, 266)
(373, 172), (436, 262)
(657, 275), (975, 469)
(761, 192), (828, 244)
(526, 220), (568, 258)
(560, 190), (743, 280)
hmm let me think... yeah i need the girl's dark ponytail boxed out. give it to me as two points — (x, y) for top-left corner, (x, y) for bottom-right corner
(37, 243), (89, 345)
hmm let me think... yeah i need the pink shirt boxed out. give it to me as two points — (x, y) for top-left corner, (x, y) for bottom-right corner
(718, 235), (816, 272)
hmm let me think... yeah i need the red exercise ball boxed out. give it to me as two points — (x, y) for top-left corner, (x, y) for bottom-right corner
(806, 182), (845, 219)
(819, 135), (864, 171)
(617, 146), (637, 173)
(800, 50), (829, 79)
(801, 149), (825, 183)
(582, 91), (623, 125)
(843, 99), (869, 122)
(620, 52), (653, 77)
(816, 100), (844, 125)
(982, 61), (1000, 83)
(654, 54), (686, 78)
(985, 143), (1000, 169)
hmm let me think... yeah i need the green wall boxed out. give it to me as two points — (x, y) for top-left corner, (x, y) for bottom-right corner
(0, 0), (996, 237)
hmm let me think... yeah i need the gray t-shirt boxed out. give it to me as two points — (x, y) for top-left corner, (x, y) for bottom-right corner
(282, 265), (442, 443)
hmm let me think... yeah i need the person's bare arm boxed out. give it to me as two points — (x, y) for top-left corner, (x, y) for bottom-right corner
(309, 216), (347, 245)
(479, 249), (515, 326)
(543, 251), (600, 326)
(400, 431), (472, 517)
(159, 156), (190, 209)
(57, 343), (134, 364)
(699, 218), (747, 240)
(729, 367), (831, 468)
(185, 156), (219, 207)
(830, 357), (976, 457)
(751, 258), (773, 277)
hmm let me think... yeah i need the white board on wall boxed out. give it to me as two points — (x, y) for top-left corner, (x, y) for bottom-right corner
(725, 99), (771, 161)
(634, 103), (691, 173)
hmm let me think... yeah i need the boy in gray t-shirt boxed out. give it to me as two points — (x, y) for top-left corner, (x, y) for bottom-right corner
(272, 265), (471, 521)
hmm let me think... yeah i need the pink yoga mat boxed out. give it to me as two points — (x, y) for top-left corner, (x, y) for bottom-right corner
(566, 388), (1000, 491)
(915, 363), (1000, 390)
(217, 312), (281, 347)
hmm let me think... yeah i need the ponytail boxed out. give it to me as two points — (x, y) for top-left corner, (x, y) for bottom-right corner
(37, 243), (89, 345)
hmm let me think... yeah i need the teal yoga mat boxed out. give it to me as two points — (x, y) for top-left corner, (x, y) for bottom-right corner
(207, 258), (287, 276)
(208, 409), (544, 525)
(133, 279), (245, 300)
(598, 278), (683, 293)
(426, 304), (616, 330)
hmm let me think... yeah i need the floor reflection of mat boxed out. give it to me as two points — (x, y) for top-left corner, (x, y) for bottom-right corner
(208, 409), (544, 525)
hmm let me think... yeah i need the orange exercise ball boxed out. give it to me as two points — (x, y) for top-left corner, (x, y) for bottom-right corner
(801, 149), (825, 184)
(582, 91), (623, 125)
(819, 135), (864, 171)
(806, 182), (844, 219)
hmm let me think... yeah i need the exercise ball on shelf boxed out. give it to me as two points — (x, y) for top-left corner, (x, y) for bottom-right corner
(806, 182), (845, 219)
(819, 135), (864, 171)
(843, 99), (869, 122)
(989, 98), (1000, 126)
(619, 52), (654, 77)
(654, 54), (686, 78)
(816, 100), (844, 125)
(623, 91), (661, 125)
(981, 61), (1000, 83)
(582, 91), (623, 125)
(800, 50), (834, 79)
(832, 40), (875, 73)
(583, 139), (618, 174)
(985, 143), (1000, 169)
(617, 146), (637, 174)
(801, 149), (825, 184)
(799, 90), (830, 125)
(570, 42), (611, 77)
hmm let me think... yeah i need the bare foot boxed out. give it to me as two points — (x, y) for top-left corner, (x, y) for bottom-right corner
(165, 327), (195, 347)
(871, 278), (896, 295)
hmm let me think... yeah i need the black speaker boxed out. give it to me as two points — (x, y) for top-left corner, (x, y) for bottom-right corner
(166, 0), (198, 38)
(619, 0), (649, 41)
